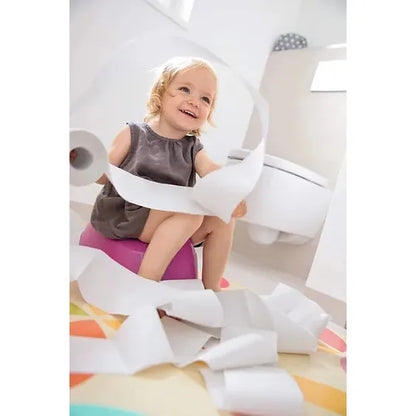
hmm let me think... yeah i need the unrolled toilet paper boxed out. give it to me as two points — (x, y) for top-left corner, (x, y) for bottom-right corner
(70, 128), (265, 223)
(69, 33), (329, 416)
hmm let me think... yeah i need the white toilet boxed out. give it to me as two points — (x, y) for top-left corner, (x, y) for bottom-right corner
(227, 149), (332, 244)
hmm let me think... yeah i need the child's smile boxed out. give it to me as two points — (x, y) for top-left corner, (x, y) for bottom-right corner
(180, 109), (197, 118)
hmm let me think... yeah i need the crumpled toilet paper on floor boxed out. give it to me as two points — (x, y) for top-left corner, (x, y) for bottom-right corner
(70, 241), (329, 416)
(201, 366), (304, 416)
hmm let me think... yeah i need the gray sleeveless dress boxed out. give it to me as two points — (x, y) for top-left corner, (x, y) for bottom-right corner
(90, 122), (204, 239)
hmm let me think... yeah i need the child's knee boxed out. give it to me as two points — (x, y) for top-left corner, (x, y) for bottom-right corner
(179, 213), (204, 231)
(193, 214), (205, 230)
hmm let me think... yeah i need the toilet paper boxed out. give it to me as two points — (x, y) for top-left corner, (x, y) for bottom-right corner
(69, 33), (329, 416)
(70, 129), (108, 186)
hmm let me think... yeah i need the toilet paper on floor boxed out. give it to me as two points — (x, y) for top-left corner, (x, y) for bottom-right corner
(71, 244), (224, 327)
(168, 323), (278, 370)
(200, 366), (304, 416)
(261, 283), (330, 354)
(191, 326), (278, 370)
(71, 307), (175, 374)
(69, 233), (324, 415)
(70, 243), (329, 372)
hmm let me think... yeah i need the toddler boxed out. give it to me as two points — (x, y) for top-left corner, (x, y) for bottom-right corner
(90, 57), (246, 291)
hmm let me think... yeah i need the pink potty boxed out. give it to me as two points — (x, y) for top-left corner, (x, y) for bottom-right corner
(79, 223), (198, 280)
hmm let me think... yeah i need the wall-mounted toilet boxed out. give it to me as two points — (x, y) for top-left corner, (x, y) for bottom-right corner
(227, 149), (332, 245)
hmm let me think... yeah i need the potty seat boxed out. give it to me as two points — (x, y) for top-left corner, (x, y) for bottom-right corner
(79, 223), (198, 280)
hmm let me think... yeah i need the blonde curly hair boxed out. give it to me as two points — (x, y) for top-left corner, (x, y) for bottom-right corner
(144, 56), (218, 136)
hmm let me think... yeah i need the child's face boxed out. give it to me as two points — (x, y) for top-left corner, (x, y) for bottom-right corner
(160, 67), (217, 134)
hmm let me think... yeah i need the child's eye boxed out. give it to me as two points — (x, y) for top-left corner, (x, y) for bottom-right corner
(202, 96), (211, 104)
(179, 86), (190, 93)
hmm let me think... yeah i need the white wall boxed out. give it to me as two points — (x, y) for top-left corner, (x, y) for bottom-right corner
(296, 0), (346, 47)
(245, 45), (346, 187)
(307, 158), (346, 302)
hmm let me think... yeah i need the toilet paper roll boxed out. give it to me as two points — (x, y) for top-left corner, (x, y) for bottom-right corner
(70, 129), (108, 186)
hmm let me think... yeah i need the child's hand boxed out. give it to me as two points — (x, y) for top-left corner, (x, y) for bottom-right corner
(231, 199), (247, 218)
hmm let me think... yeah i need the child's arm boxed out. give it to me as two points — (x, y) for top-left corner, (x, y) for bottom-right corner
(96, 125), (132, 184)
(195, 149), (221, 178)
(195, 150), (247, 218)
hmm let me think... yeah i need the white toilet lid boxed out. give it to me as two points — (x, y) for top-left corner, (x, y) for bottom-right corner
(228, 149), (328, 187)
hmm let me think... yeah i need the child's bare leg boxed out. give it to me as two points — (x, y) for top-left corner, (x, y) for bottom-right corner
(191, 216), (236, 292)
(138, 209), (204, 281)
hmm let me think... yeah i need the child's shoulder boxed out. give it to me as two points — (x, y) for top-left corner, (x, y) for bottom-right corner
(124, 121), (150, 138)
(126, 121), (147, 130)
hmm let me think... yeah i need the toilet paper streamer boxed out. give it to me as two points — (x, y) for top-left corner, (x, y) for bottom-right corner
(70, 128), (264, 223)
(71, 243), (329, 362)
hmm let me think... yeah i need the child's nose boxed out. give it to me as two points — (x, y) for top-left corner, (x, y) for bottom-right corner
(187, 97), (199, 108)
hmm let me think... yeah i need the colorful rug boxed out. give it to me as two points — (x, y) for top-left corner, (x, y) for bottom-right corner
(70, 280), (346, 416)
